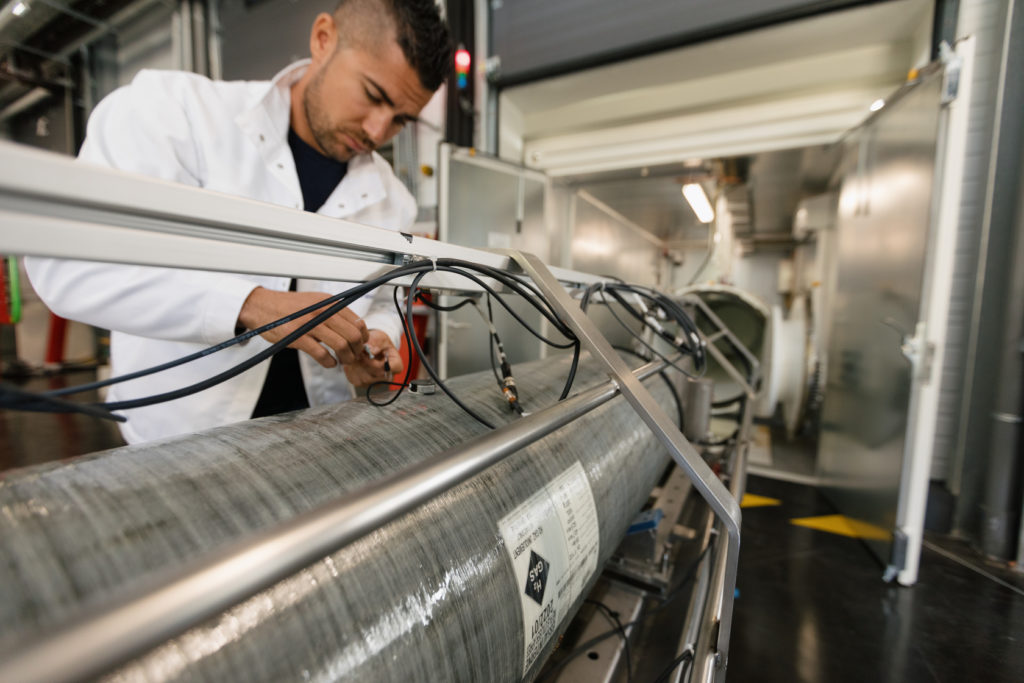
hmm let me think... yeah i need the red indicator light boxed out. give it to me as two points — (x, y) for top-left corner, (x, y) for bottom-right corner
(455, 49), (471, 71)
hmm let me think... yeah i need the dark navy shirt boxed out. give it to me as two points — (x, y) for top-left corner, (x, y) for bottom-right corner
(287, 127), (348, 213)
(251, 129), (349, 418)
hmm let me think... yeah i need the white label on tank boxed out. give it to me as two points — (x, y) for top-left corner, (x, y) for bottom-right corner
(497, 460), (601, 676)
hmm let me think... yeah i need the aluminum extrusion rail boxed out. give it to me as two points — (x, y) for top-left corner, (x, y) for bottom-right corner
(508, 252), (741, 682)
(0, 359), (673, 683)
(0, 141), (606, 293)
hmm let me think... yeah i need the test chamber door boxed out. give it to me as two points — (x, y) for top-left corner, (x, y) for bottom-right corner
(817, 70), (944, 571)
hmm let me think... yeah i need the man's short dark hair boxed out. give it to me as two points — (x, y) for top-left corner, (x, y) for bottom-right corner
(335, 0), (453, 92)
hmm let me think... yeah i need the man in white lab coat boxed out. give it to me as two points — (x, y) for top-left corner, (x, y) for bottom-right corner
(25, 0), (452, 444)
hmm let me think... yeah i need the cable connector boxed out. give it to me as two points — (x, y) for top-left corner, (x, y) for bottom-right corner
(500, 361), (521, 412)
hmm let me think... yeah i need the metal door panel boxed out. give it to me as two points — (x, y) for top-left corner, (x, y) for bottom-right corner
(818, 72), (944, 565)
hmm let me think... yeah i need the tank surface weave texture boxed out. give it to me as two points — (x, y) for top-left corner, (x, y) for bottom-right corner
(0, 356), (673, 682)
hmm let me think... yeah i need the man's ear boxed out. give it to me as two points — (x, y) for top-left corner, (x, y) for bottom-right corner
(309, 13), (339, 64)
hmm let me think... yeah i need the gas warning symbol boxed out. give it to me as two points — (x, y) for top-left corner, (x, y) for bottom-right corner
(525, 550), (550, 605)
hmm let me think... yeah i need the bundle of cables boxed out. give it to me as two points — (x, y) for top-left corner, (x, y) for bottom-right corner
(580, 281), (707, 379)
(0, 259), (707, 431)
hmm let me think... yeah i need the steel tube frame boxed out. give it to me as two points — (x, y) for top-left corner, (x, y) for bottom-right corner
(0, 359), (672, 683)
(507, 251), (741, 680)
(690, 429), (749, 682)
(683, 294), (761, 400)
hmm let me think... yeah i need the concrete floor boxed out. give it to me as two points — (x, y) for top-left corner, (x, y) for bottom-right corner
(732, 474), (1024, 683)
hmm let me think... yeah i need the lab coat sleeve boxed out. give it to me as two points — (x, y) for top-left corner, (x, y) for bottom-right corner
(352, 165), (416, 349)
(361, 285), (404, 349)
(24, 71), (259, 345)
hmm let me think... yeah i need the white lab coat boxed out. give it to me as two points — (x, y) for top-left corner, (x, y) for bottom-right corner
(25, 61), (414, 444)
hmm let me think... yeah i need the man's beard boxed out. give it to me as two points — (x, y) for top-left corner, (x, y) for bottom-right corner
(302, 69), (371, 162)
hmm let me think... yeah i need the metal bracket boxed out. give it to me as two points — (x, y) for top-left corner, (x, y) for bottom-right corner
(938, 41), (962, 105)
(507, 251), (741, 675)
(682, 294), (761, 399)
(883, 529), (909, 583)
(897, 321), (935, 383)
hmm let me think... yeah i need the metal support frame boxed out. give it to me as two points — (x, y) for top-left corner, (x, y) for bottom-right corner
(682, 294), (761, 400)
(507, 252), (741, 678)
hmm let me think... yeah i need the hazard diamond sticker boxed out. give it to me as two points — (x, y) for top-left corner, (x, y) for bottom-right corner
(524, 550), (550, 605)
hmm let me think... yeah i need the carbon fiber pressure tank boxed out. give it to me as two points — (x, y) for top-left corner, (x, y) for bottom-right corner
(0, 355), (675, 682)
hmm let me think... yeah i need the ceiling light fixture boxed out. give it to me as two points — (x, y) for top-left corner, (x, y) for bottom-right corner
(682, 183), (714, 224)
(869, 98), (885, 112)
(11, 1), (29, 16)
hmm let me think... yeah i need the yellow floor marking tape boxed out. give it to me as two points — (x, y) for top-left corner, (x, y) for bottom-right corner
(789, 514), (891, 541)
(740, 493), (782, 508)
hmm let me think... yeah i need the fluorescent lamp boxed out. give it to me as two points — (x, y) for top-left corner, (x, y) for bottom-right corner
(682, 183), (714, 223)
(12, 2), (29, 16)
(870, 98), (885, 112)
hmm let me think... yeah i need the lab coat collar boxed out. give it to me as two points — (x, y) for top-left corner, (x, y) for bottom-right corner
(235, 59), (388, 218)
(236, 60), (307, 161)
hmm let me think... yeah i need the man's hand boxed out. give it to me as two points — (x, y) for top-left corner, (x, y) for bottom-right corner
(237, 287), (368, 368)
(344, 329), (404, 387)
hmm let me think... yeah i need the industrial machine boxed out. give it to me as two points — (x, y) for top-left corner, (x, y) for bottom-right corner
(0, 141), (758, 682)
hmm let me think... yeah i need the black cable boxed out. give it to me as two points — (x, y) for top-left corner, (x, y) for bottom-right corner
(612, 345), (684, 431)
(536, 542), (712, 682)
(483, 294), (524, 414)
(413, 292), (479, 312)
(403, 271), (496, 428)
(603, 299), (699, 379)
(559, 341), (582, 401)
(584, 598), (633, 683)
(393, 263), (582, 427)
(364, 285), (417, 407)
(432, 265), (576, 349)
(650, 649), (693, 683)
(0, 383), (125, 422)
(580, 283), (707, 376)
(97, 275), (389, 411)
(415, 271), (579, 402)
(368, 263), (581, 426)
(16, 259), (581, 425)
(8, 258), (710, 434)
(462, 261), (572, 333)
(484, 296), (503, 386)
(43, 273), (397, 399)
(52, 258), (575, 403)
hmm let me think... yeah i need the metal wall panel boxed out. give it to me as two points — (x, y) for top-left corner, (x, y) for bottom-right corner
(490, 0), (875, 84)
(817, 72), (943, 566)
(931, 0), (1011, 484)
(570, 193), (663, 288)
(439, 152), (551, 377)
(218, 0), (333, 80)
(437, 150), (670, 377)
